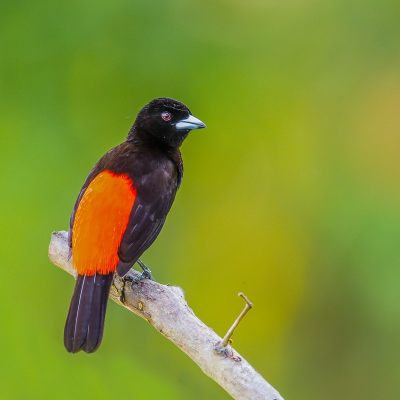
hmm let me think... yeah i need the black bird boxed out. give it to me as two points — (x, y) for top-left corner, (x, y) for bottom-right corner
(64, 98), (206, 353)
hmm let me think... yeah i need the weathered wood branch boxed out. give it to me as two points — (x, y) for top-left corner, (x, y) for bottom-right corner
(49, 231), (283, 400)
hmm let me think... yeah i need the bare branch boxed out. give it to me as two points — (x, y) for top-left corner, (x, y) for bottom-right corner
(49, 231), (284, 400)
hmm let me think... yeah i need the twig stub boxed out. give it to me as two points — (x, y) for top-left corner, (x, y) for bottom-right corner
(215, 292), (254, 358)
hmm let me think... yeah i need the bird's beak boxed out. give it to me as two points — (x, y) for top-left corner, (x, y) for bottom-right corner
(175, 115), (206, 130)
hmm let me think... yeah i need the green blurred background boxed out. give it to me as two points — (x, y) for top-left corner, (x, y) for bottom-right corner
(1, 0), (399, 399)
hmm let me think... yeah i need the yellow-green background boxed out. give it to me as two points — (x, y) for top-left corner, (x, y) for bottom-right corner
(1, 1), (399, 399)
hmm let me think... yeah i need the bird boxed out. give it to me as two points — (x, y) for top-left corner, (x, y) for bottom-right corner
(64, 97), (206, 353)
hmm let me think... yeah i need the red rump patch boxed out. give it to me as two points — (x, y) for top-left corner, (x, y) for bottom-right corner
(72, 170), (136, 276)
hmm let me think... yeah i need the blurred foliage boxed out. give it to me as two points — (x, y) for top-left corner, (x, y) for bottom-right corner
(1, 0), (400, 399)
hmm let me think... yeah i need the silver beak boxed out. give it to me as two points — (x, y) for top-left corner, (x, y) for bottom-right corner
(175, 114), (206, 130)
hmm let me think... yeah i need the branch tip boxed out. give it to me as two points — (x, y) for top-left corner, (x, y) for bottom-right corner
(238, 292), (253, 308)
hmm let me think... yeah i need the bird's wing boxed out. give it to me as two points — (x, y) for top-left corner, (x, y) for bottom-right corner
(116, 166), (177, 276)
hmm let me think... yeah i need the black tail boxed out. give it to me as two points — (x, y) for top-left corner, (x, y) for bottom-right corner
(64, 272), (114, 353)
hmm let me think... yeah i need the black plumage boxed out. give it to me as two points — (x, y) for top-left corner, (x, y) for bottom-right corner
(64, 98), (205, 353)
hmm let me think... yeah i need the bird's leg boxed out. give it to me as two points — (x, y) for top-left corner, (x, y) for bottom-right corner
(121, 259), (155, 286)
(130, 259), (155, 284)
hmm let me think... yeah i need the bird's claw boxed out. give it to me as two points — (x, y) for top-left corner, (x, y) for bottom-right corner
(122, 259), (155, 288)
(130, 270), (153, 286)
(122, 274), (133, 283)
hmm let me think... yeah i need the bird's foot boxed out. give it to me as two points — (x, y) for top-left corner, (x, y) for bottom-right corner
(122, 272), (150, 288)
(122, 259), (155, 287)
(136, 259), (155, 281)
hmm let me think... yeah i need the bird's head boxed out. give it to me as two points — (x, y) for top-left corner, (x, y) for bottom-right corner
(129, 98), (206, 148)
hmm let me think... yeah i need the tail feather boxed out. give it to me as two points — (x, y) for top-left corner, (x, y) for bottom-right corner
(64, 273), (113, 353)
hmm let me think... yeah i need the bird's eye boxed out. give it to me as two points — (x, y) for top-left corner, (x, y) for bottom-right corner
(161, 111), (171, 121)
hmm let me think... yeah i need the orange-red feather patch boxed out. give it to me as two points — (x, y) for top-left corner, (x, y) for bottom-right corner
(72, 170), (136, 275)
